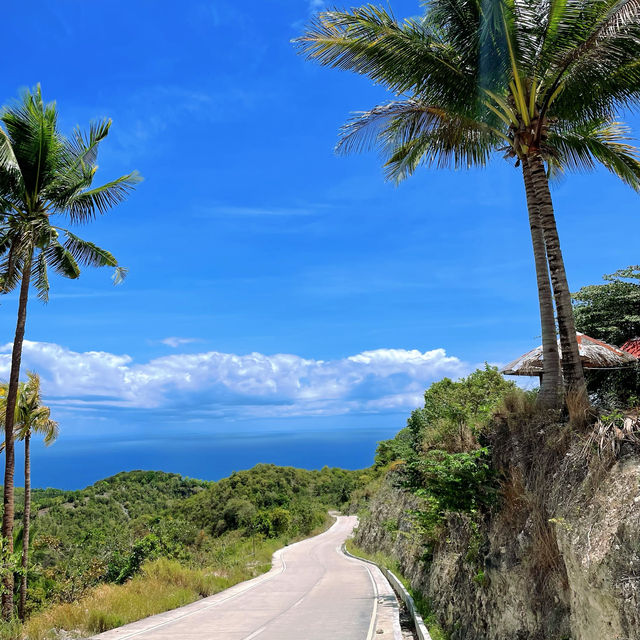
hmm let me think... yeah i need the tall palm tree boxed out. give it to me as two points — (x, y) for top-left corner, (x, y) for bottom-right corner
(0, 373), (58, 620)
(296, 0), (640, 406)
(0, 85), (139, 616)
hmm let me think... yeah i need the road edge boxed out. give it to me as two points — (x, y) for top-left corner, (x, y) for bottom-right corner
(89, 517), (344, 639)
(341, 544), (433, 640)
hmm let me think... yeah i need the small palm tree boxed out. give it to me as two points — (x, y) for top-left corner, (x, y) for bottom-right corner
(0, 373), (58, 620)
(0, 85), (139, 616)
(296, 0), (640, 406)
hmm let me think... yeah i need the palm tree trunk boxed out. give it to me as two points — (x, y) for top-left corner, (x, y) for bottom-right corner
(18, 432), (30, 621)
(2, 253), (32, 620)
(528, 153), (586, 395)
(522, 158), (562, 408)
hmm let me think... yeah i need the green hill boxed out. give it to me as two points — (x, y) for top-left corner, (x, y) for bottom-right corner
(17, 465), (365, 617)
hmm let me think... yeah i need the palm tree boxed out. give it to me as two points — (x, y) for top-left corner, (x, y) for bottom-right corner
(295, 0), (640, 406)
(0, 85), (140, 616)
(0, 373), (58, 620)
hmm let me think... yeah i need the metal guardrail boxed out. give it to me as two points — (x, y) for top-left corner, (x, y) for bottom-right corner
(342, 544), (432, 640)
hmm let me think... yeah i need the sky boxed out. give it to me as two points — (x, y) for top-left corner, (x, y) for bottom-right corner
(0, 0), (638, 489)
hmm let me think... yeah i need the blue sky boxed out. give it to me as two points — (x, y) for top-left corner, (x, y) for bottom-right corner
(1, 0), (638, 488)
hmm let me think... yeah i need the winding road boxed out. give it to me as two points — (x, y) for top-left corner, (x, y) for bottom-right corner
(92, 516), (402, 640)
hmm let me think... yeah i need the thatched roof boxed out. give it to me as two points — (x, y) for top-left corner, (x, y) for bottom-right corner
(501, 333), (638, 376)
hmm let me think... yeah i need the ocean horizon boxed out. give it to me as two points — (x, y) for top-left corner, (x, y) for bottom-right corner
(14, 424), (400, 491)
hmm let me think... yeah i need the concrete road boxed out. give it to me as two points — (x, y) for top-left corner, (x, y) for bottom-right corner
(92, 516), (401, 640)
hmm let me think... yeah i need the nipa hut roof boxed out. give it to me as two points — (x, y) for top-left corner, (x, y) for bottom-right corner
(622, 338), (640, 358)
(501, 333), (638, 376)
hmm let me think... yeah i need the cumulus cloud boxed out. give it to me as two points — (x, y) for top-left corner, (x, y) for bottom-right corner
(0, 341), (472, 419)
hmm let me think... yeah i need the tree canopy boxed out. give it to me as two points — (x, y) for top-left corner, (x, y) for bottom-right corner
(573, 265), (640, 346)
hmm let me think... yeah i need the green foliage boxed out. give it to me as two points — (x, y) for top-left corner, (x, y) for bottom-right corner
(111, 535), (161, 584)
(408, 366), (515, 453)
(374, 427), (414, 468)
(573, 266), (640, 406)
(409, 449), (495, 514)
(178, 464), (359, 538)
(573, 266), (640, 346)
(296, 0), (640, 187)
(0, 85), (140, 300)
(373, 369), (509, 559)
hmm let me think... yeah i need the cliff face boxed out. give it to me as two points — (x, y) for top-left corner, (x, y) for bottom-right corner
(355, 416), (640, 640)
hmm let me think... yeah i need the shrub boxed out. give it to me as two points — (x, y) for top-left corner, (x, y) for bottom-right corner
(407, 448), (496, 513)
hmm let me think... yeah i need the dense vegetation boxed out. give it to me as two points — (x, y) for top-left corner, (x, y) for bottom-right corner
(370, 367), (516, 548)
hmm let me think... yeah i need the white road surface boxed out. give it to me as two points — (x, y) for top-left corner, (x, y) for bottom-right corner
(91, 515), (402, 640)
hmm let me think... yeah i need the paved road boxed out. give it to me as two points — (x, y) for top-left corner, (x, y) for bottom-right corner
(92, 516), (401, 640)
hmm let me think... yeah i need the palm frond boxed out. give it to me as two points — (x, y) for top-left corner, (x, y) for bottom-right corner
(0, 238), (27, 293)
(65, 118), (112, 171)
(63, 172), (141, 222)
(337, 99), (499, 182)
(336, 101), (451, 155)
(33, 250), (50, 303)
(112, 265), (128, 285)
(1, 85), (67, 198)
(548, 119), (640, 189)
(295, 6), (478, 109)
(63, 232), (118, 268)
(43, 240), (80, 279)
(539, 0), (640, 119)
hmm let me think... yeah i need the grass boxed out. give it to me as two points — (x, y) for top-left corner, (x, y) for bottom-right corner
(22, 556), (261, 640)
(345, 540), (450, 640)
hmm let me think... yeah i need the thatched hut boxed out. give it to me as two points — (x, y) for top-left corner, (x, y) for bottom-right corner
(501, 332), (638, 378)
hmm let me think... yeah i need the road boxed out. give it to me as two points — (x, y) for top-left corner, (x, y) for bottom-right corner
(92, 515), (402, 640)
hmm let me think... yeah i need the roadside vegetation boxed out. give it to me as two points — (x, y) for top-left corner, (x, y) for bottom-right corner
(365, 367), (516, 555)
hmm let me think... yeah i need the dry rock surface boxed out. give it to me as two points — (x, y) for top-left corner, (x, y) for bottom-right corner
(355, 425), (640, 640)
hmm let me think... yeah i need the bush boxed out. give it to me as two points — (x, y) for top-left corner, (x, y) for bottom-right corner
(408, 366), (515, 454)
(408, 448), (496, 513)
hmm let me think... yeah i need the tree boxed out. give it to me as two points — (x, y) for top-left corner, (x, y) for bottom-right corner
(573, 265), (640, 346)
(295, 0), (640, 407)
(0, 373), (58, 620)
(0, 86), (140, 617)
(573, 266), (640, 406)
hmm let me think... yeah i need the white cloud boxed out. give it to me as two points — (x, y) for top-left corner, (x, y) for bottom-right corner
(201, 205), (314, 217)
(0, 341), (472, 419)
(160, 337), (199, 348)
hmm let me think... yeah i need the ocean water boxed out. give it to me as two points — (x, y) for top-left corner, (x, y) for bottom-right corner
(15, 426), (399, 490)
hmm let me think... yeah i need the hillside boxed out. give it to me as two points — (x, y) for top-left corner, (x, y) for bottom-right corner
(14, 465), (365, 619)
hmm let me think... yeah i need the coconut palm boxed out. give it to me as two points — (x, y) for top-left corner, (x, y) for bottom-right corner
(296, 0), (640, 407)
(0, 373), (58, 620)
(0, 85), (139, 616)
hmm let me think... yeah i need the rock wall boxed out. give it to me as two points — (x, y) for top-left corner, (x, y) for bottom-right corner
(355, 431), (640, 640)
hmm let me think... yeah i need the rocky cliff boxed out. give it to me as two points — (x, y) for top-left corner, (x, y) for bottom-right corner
(355, 409), (640, 640)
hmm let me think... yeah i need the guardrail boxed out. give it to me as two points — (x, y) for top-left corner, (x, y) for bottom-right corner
(342, 544), (432, 640)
